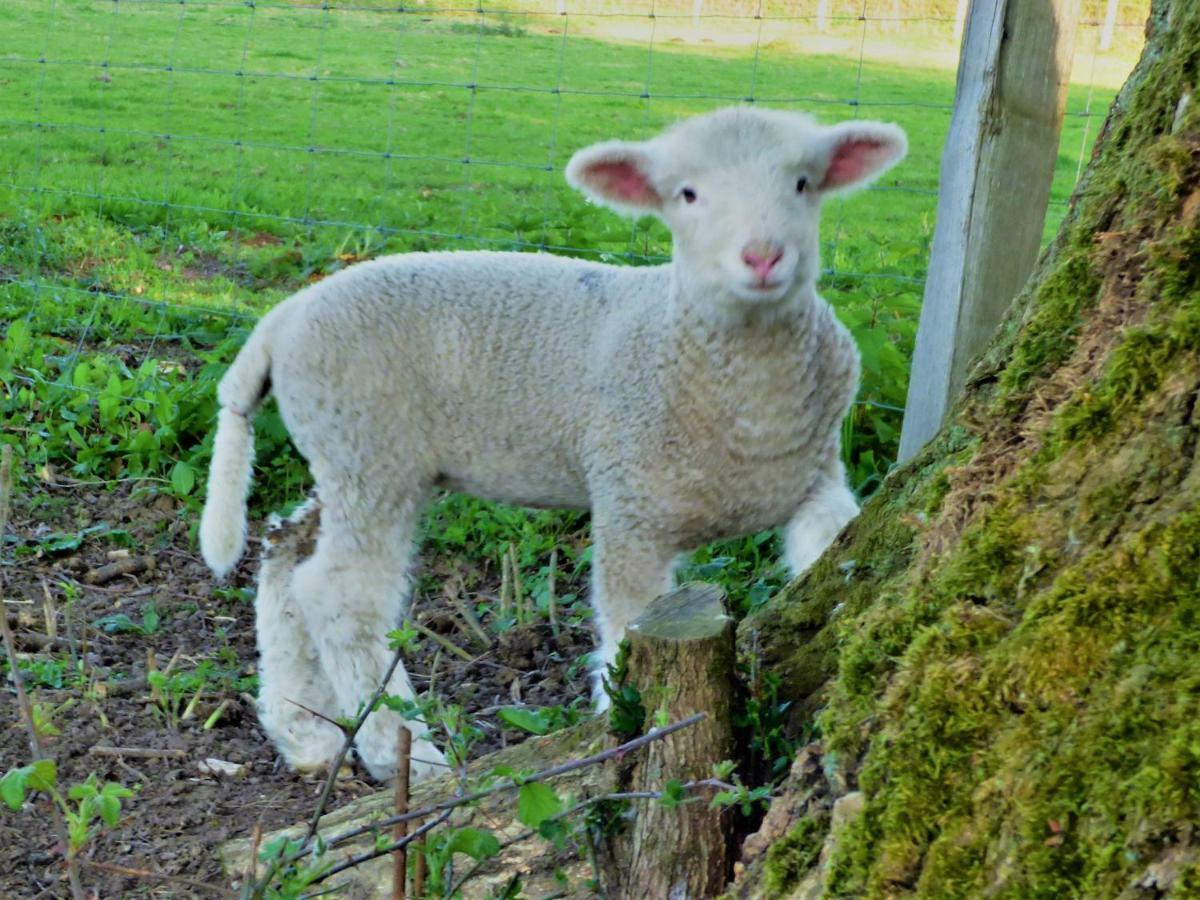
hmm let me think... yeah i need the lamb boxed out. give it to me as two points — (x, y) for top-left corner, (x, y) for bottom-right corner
(199, 106), (907, 782)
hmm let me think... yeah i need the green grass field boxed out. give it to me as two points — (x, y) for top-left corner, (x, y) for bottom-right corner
(0, 0), (1134, 612)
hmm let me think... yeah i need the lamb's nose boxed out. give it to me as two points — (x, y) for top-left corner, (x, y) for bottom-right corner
(741, 243), (784, 282)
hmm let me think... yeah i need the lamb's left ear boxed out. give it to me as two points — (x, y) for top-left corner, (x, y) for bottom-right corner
(815, 121), (908, 194)
(566, 140), (663, 218)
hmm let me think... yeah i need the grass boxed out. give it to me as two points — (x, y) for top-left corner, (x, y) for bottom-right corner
(0, 0), (1134, 614)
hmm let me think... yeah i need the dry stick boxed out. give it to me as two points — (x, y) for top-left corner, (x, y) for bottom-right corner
(42, 579), (57, 640)
(247, 821), (263, 890)
(78, 859), (229, 896)
(499, 548), (512, 618)
(89, 745), (188, 760)
(508, 544), (528, 625)
(447, 592), (492, 649)
(410, 620), (474, 663)
(547, 548), (560, 641)
(0, 449), (86, 900)
(392, 727), (412, 900)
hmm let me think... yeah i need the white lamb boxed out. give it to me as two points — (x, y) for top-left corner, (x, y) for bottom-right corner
(199, 106), (907, 782)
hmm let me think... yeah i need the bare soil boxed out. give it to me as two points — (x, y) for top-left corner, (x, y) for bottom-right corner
(0, 480), (591, 898)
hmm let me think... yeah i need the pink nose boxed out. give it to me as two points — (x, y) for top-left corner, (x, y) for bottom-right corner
(741, 244), (784, 282)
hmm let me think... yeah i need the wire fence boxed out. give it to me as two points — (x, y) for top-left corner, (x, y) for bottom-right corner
(0, 0), (1149, 469)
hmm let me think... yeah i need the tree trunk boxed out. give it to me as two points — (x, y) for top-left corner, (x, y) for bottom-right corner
(596, 583), (736, 899)
(734, 0), (1200, 894)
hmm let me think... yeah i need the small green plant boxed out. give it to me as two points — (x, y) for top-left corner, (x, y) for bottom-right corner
(93, 601), (161, 636)
(1, 761), (134, 860)
(496, 702), (586, 736)
(601, 641), (645, 740)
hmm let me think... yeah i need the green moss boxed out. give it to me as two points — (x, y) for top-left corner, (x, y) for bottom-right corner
(764, 815), (828, 894)
(739, 3), (1200, 895)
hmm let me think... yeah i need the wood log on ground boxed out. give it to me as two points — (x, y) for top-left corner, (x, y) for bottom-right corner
(596, 582), (737, 899)
(221, 719), (611, 899)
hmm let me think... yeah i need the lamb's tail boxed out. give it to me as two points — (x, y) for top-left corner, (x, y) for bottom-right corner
(199, 323), (273, 578)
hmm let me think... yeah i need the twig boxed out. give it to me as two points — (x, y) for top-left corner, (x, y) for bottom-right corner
(392, 727), (411, 900)
(284, 697), (343, 729)
(77, 858), (229, 895)
(411, 620), (474, 663)
(89, 745), (188, 760)
(310, 809), (451, 890)
(547, 548), (560, 641)
(247, 821), (263, 891)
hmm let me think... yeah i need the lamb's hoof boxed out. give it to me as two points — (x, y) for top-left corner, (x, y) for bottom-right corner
(266, 713), (347, 774)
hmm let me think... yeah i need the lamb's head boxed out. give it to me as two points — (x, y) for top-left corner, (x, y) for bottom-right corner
(566, 107), (907, 311)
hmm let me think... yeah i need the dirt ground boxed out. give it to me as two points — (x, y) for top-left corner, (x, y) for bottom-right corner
(0, 479), (592, 898)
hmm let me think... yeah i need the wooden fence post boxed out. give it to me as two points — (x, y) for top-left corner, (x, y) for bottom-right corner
(897, 0), (1082, 462)
(816, 0), (830, 33)
(1100, 0), (1120, 51)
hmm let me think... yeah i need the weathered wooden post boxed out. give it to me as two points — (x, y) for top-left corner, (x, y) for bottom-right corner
(597, 583), (737, 898)
(1101, 0), (1120, 51)
(816, 0), (831, 33)
(897, 0), (1081, 462)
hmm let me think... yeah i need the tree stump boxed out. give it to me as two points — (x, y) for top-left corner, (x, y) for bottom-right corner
(598, 582), (737, 899)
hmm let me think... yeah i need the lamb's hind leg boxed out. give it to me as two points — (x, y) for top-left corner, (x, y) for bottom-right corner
(255, 498), (345, 773)
(291, 489), (447, 783)
(783, 460), (859, 578)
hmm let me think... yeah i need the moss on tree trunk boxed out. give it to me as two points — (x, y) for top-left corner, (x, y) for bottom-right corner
(737, 1), (1200, 895)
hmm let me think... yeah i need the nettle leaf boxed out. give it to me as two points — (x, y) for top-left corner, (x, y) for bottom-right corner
(27, 759), (56, 792)
(170, 460), (196, 496)
(497, 706), (552, 735)
(1, 768), (31, 811)
(96, 793), (121, 826)
(659, 779), (686, 809)
(444, 827), (501, 861)
(517, 782), (562, 829)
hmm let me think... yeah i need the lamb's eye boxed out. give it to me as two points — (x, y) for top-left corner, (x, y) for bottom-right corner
(796, 176), (809, 194)
(681, 187), (697, 204)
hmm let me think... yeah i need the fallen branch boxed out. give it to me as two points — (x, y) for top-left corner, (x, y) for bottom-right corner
(77, 858), (229, 896)
(319, 712), (705, 853)
(89, 746), (189, 761)
(84, 555), (155, 585)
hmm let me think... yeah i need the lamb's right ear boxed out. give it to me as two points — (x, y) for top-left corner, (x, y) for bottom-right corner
(566, 140), (663, 218)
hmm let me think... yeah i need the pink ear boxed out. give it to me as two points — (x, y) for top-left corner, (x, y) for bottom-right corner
(818, 124), (907, 192)
(822, 139), (894, 190)
(580, 159), (661, 207)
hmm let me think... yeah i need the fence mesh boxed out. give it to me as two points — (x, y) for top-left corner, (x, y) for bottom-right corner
(0, 0), (1148, 491)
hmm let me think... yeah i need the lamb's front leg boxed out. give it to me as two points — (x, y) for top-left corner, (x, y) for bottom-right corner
(783, 463), (860, 578)
(587, 522), (679, 709)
